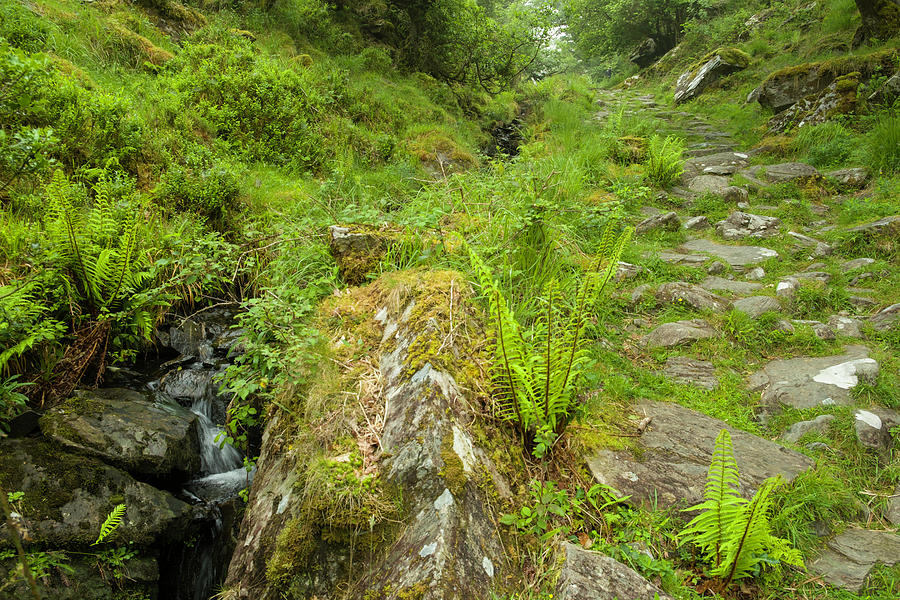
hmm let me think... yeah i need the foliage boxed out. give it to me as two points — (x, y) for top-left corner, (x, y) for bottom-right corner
(864, 114), (900, 175)
(154, 162), (241, 228)
(793, 121), (857, 167)
(644, 134), (684, 188)
(680, 429), (803, 586)
(468, 223), (631, 457)
(93, 503), (127, 546)
(0, 376), (30, 433)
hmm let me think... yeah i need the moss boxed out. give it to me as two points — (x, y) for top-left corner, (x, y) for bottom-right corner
(266, 517), (318, 587)
(407, 129), (476, 173)
(762, 49), (899, 87)
(107, 21), (173, 66)
(439, 433), (468, 498)
(293, 54), (314, 67)
(613, 136), (647, 164)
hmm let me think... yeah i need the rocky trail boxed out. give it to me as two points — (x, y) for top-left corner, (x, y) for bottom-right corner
(590, 89), (900, 592)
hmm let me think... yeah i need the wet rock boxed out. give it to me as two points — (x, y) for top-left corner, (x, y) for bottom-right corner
(641, 320), (717, 348)
(716, 211), (781, 240)
(870, 303), (900, 331)
(587, 401), (814, 508)
(680, 238), (778, 267)
(0, 554), (158, 600)
(748, 345), (879, 413)
(39, 389), (201, 478)
(782, 414), (835, 444)
(682, 152), (750, 182)
(674, 49), (749, 105)
(683, 215), (710, 230)
(809, 529), (900, 592)
(740, 162), (821, 184)
(664, 356), (719, 390)
(828, 315), (865, 338)
(636, 211), (680, 234)
(767, 73), (860, 134)
(0, 438), (192, 547)
(555, 542), (671, 600)
(700, 276), (762, 295)
(854, 408), (900, 453)
(655, 282), (731, 312)
(828, 167), (870, 189)
(734, 296), (781, 318)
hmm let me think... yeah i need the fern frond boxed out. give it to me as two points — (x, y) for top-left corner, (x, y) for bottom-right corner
(716, 477), (782, 584)
(92, 503), (126, 546)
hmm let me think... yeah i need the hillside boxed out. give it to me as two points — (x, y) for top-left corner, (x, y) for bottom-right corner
(1, 1), (898, 600)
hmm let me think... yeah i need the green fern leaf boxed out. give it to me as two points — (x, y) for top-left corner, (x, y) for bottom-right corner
(92, 503), (126, 546)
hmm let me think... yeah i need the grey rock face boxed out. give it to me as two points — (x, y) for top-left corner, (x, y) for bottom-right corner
(674, 53), (747, 105)
(555, 542), (671, 600)
(828, 315), (865, 339)
(787, 231), (832, 256)
(870, 303), (900, 332)
(757, 68), (834, 112)
(740, 162), (821, 184)
(700, 276), (762, 295)
(681, 238), (778, 266)
(854, 408), (900, 453)
(682, 152), (750, 182)
(663, 356), (719, 390)
(716, 211), (781, 240)
(827, 168), (870, 188)
(0, 438), (192, 547)
(587, 401), (814, 508)
(782, 414), (835, 444)
(776, 277), (799, 298)
(706, 260), (727, 274)
(809, 529), (900, 592)
(746, 267), (765, 280)
(886, 485), (900, 525)
(733, 296), (781, 318)
(748, 345), (879, 413)
(846, 215), (900, 234)
(615, 261), (647, 281)
(683, 215), (710, 230)
(641, 319), (717, 348)
(840, 257), (876, 271)
(655, 282), (732, 312)
(636, 211), (680, 234)
(39, 389), (201, 478)
(687, 175), (748, 202)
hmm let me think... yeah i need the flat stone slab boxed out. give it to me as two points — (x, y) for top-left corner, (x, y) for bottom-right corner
(555, 542), (671, 600)
(680, 239), (778, 267)
(846, 215), (900, 234)
(663, 356), (719, 390)
(653, 250), (708, 265)
(782, 414), (835, 444)
(587, 401), (814, 508)
(700, 276), (762, 295)
(641, 319), (717, 348)
(809, 529), (900, 592)
(734, 295), (781, 318)
(748, 345), (879, 412)
(682, 152), (750, 181)
(741, 162), (820, 183)
(655, 282), (731, 312)
(871, 303), (900, 332)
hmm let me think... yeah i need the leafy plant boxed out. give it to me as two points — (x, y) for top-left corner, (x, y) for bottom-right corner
(644, 134), (684, 188)
(93, 503), (126, 546)
(679, 429), (803, 586)
(0, 375), (30, 433)
(468, 223), (631, 457)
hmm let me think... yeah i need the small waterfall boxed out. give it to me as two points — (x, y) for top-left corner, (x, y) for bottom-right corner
(191, 395), (243, 476)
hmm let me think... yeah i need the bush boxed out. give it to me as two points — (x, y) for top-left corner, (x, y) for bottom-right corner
(0, 4), (49, 52)
(359, 46), (393, 73)
(645, 135), (684, 188)
(155, 163), (241, 227)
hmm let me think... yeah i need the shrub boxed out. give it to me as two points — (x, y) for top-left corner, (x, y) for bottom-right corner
(155, 163), (241, 227)
(645, 135), (684, 188)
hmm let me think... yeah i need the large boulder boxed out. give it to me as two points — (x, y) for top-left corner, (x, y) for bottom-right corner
(39, 388), (202, 479)
(328, 224), (402, 285)
(768, 73), (860, 133)
(682, 151), (750, 181)
(674, 48), (751, 104)
(0, 438), (192, 547)
(629, 38), (659, 68)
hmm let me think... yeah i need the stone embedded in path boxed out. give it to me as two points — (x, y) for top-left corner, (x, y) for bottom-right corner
(641, 319), (717, 348)
(748, 345), (879, 413)
(886, 485), (900, 525)
(782, 414), (835, 444)
(680, 238), (778, 267)
(716, 211), (781, 240)
(740, 162), (820, 184)
(682, 151), (750, 181)
(809, 529), (900, 592)
(846, 215), (900, 235)
(707, 260), (727, 274)
(700, 276), (762, 295)
(663, 356), (719, 390)
(587, 401), (814, 509)
(854, 408), (900, 453)
(828, 315), (865, 339)
(840, 257), (875, 271)
(615, 262), (646, 281)
(655, 282), (731, 312)
(870, 303), (900, 331)
(687, 175), (748, 202)
(734, 296), (781, 318)
(555, 542), (671, 600)
(787, 231), (833, 257)
(636, 211), (680, 234)
(828, 167), (870, 189)
(746, 267), (765, 280)
(654, 250), (707, 266)
(792, 320), (836, 340)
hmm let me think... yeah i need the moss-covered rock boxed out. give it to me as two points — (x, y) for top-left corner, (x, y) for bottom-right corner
(328, 224), (402, 285)
(673, 47), (750, 104)
(768, 72), (861, 133)
(852, 0), (900, 48)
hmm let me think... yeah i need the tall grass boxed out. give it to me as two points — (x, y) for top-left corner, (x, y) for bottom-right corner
(864, 115), (900, 175)
(645, 135), (684, 188)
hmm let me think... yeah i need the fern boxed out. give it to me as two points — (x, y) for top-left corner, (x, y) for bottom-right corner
(680, 429), (803, 586)
(92, 503), (126, 546)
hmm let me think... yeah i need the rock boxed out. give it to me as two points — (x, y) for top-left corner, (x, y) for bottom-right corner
(868, 70), (900, 105)
(629, 37), (659, 68)
(629, 284), (653, 306)
(746, 267), (765, 280)
(748, 345), (879, 413)
(809, 529), (900, 591)
(828, 167), (870, 188)
(329, 224), (400, 285)
(706, 260), (727, 274)
(641, 319), (717, 348)
(39, 389), (202, 478)
(782, 414), (835, 444)
(716, 211), (781, 240)
(615, 261), (646, 281)
(587, 401), (814, 509)
(701, 276), (762, 295)
(555, 542), (671, 600)
(674, 48), (750, 105)
(854, 409), (898, 453)
(684, 215), (710, 230)
(870, 303), (900, 331)
(841, 257), (876, 271)
(664, 356), (719, 390)
(655, 282), (731, 312)
(0, 554), (159, 600)
(740, 162), (821, 184)
(687, 175), (748, 202)
(745, 8), (775, 30)
(796, 270), (832, 283)
(734, 296), (781, 318)
(636, 211), (680, 234)
(788, 231), (832, 256)
(849, 295), (877, 309)
(792, 320), (836, 340)
(682, 152), (750, 182)
(828, 315), (865, 338)
(776, 277), (799, 298)
(0, 438), (192, 547)
(845, 214), (900, 235)
(680, 238), (778, 267)
(654, 250), (708, 266)
(886, 485), (900, 525)
(767, 73), (860, 134)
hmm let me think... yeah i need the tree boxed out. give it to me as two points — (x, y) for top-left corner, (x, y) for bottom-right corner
(852, 0), (900, 48)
